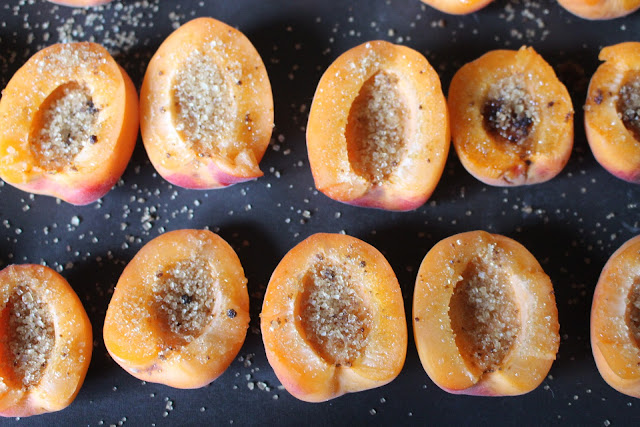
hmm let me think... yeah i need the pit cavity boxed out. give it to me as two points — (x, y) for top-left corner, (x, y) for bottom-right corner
(5, 284), (55, 388)
(298, 260), (372, 366)
(449, 256), (521, 374)
(153, 256), (215, 344)
(617, 72), (640, 142)
(346, 71), (408, 185)
(626, 280), (640, 347)
(172, 49), (237, 157)
(30, 82), (99, 171)
(483, 74), (537, 144)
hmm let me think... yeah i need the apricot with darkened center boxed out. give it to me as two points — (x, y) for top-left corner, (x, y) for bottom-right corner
(585, 42), (640, 183)
(448, 46), (573, 186)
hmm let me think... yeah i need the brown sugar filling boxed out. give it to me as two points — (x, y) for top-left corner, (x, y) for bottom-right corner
(346, 71), (408, 185)
(483, 74), (537, 144)
(298, 260), (372, 366)
(617, 73), (640, 142)
(5, 284), (55, 388)
(449, 257), (521, 374)
(625, 279), (640, 347)
(29, 82), (99, 171)
(152, 256), (215, 346)
(172, 49), (237, 158)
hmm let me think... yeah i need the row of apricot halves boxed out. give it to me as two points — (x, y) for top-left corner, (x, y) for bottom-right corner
(0, 17), (638, 208)
(45, 0), (640, 20)
(1, 228), (639, 417)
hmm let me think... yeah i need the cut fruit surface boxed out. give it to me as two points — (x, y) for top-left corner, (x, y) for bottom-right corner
(306, 40), (449, 211)
(0, 264), (92, 417)
(448, 46), (573, 186)
(103, 229), (249, 389)
(585, 42), (640, 183)
(591, 234), (640, 398)
(261, 233), (407, 402)
(419, 0), (493, 14)
(558, 0), (640, 19)
(0, 42), (139, 205)
(413, 231), (559, 396)
(140, 17), (273, 190)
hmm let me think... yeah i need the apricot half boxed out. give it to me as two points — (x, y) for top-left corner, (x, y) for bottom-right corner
(591, 235), (640, 398)
(306, 41), (449, 211)
(0, 42), (139, 205)
(103, 229), (249, 389)
(413, 231), (560, 396)
(140, 17), (273, 190)
(0, 264), (92, 417)
(558, 0), (640, 19)
(419, 0), (493, 15)
(585, 42), (640, 183)
(46, 0), (113, 6)
(448, 46), (573, 186)
(261, 233), (407, 402)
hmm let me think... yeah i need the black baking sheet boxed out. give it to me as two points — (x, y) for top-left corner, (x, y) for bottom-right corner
(0, 0), (639, 425)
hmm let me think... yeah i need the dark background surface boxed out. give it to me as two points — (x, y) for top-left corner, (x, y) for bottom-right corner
(0, 0), (639, 425)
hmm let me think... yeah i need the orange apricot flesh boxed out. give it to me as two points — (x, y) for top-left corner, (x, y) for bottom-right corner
(413, 231), (560, 396)
(585, 42), (640, 183)
(420, 0), (493, 15)
(0, 264), (92, 417)
(0, 42), (139, 205)
(591, 234), (640, 398)
(306, 40), (449, 211)
(140, 17), (273, 190)
(558, 0), (640, 19)
(103, 229), (249, 389)
(448, 46), (573, 186)
(261, 233), (407, 402)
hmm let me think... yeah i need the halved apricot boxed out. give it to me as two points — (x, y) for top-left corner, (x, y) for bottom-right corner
(261, 233), (407, 402)
(0, 42), (139, 205)
(0, 264), (92, 417)
(419, 0), (493, 15)
(448, 46), (573, 186)
(140, 17), (273, 190)
(413, 231), (560, 396)
(306, 40), (449, 211)
(558, 0), (640, 20)
(46, 0), (113, 6)
(591, 234), (640, 398)
(585, 42), (640, 183)
(103, 229), (249, 389)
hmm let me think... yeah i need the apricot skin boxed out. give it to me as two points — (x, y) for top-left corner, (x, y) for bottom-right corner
(307, 40), (449, 211)
(591, 235), (640, 398)
(448, 46), (573, 186)
(558, 0), (640, 19)
(47, 0), (113, 6)
(585, 42), (640, 184)
(413, 231), (560, 396)
(140, 17), (273, 190)
(0, 42), (139, 205)
(103, 229), (249, 389)
(261, 233), (407, 402)
(420, 0), (493, 15)
(0, 265), (92, 417)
